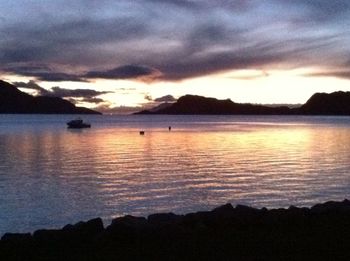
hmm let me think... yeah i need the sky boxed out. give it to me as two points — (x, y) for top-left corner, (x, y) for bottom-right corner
(1, 0), (350, 113)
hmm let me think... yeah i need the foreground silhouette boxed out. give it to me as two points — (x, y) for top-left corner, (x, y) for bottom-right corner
(2, 200), (350, 260)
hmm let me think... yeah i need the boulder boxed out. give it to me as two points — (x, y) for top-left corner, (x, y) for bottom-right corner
(106, 215), (148, 233)
(63, 217), (104, 236)
(32, 229), (65, 244)
(1, 233), (32, 242)
(148, 213), (182, 226)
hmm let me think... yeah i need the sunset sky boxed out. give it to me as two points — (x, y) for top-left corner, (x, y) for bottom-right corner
(1, 0), (350, 113)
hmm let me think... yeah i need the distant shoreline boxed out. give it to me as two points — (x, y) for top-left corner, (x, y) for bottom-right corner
(2, 200), (350, 260)
(135, 92), (350, 116)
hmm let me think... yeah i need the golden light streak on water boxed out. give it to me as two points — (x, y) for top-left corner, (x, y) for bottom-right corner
(1, 115), (350, 234)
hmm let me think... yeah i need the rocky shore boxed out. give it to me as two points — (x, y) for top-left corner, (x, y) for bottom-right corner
(2, 200), (350, 260)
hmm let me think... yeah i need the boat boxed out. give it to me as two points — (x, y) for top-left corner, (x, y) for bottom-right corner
(67, 118), (91, 129)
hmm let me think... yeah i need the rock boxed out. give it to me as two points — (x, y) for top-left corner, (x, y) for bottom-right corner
(234, 204), (263, 218)
(32, 229), (65, 244)
(111, 215), (147, 227)
(211, 203), (234, 214)
(106, 215), (148, 233)
(64, 218), (104, 236)
(147, 213), (182, 225)
(1, 233), (32, 242)
(311, 200), (350, 214)
(4, 200), (350, 260)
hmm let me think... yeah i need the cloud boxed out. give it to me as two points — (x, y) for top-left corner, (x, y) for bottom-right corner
(1, 0), (350, 83)
(81, 97), (106, 104)
(47, 86), (110, 98)
(144, 94), (153, 101)
(145, 0), (252, 12)
(0, 16), (149, 64)
(94, 104), (142, 114)
(306, 70), (350, 80)
(228, 70), (270, 80)
(12, 80), (49, 94)
(154, 95), (177, 102)
(145, 0), (199, 8)
(281, 0), (350, 22)
(85, 65), (161, 81)
(0, 13), (150, 80)
(3, 65), (85, 82)
(157, 48), (284, 81)
(33, 73), (85, 82)
(11, 80), (109, 104)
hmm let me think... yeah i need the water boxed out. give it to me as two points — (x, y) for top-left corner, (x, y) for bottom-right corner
(1, 114), (350, 235)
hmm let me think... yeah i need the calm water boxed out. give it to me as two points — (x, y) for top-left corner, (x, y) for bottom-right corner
(1, 114), (350, 234)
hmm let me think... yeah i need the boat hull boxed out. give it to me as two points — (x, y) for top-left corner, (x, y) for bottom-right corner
(67, 119), (91, 129)
(67, 123), (91, 129)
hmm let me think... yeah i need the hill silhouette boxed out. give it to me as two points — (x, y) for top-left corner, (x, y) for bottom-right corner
(0, 80), (100, 114)
(136, 92), (350, 115)
(300, 91), (350, 115)
(136, 95), (294, 115)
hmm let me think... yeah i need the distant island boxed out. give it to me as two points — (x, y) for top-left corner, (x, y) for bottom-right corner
(0, 80), (100, 114)
(136, 92), (350, 115)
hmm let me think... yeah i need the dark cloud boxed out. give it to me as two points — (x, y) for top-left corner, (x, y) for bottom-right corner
(158, 48), (284, 81)
(184, 23), (241, 55)
(11, 80), (109, 104)
(47, 86), (110, 98)
(145, 0), (199, 8)
(282, 0), (350, 21)
(145, 0), (252, 12)
(0, 14), (150, 79)
(1, 17), (149, 64)
(33, 73), (85, 82)
(13, 80), (49, 94)
(85, 65), (161, 80)
(154, 95), (176, 102)
(144, 94), (153, 101)
(1, 0), (349, 82)
(81, 97), (106, 104)
(306, 70), (350, 80)
(3, 65), (85, 82)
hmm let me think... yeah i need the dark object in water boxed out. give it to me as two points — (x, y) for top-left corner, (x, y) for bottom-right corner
(139, 131), (145, 135)
(168, 126), (171, 131)
(67, 118), (91, 129)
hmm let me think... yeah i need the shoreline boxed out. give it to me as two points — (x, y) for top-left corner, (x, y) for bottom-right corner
(2, 200), (350, 260)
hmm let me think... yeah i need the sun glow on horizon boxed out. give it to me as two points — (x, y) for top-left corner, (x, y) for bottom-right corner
(3, 67), (350, 113)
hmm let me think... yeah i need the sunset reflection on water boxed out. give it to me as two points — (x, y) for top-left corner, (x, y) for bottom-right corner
(1, 115), (350, 234)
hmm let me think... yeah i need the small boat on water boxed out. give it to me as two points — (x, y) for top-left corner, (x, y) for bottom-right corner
(67, 118), (91, 129)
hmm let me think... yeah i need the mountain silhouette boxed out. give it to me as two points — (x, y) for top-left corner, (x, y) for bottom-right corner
(0, 80), (100, 114)
(136, 92), (350, 115)
(135, 95), (294, 115)
(300, 91), (350, 115)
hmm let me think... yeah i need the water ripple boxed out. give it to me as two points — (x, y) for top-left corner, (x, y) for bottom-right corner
(1, 115), (350, 234)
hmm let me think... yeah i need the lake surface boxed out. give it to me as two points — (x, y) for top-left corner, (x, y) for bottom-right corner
(1, 114), (350, 235)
